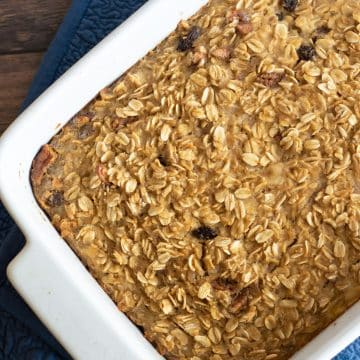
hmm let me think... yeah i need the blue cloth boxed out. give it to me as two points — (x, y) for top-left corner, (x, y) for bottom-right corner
(0, 0), (358, 359)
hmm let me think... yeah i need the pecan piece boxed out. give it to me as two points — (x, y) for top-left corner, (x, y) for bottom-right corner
(96, 164), (108, 183)
(227, 9), (250, 23)
(71, 115), (90, 127)
(212, 47), (232, 60)
(258, 72), (284, 88)
(31, 145), (57, 186)
(236, 22), (253, 36)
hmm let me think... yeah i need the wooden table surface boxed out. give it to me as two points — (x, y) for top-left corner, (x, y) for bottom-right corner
(0, 0), (72, 134)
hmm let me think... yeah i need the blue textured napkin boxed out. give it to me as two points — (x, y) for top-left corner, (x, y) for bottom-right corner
(0, 0), (359, 359)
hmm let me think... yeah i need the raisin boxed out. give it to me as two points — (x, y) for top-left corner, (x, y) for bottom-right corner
(283, 0), (298, 12)
(276, 12), (284, 21)
(46, 191), (64, 207)
(258, 72), (284, 87)
(297, 44), (315, 61)
(158, 155), (168, 166)
(78, 123), (94, 139)
(177, 26), (201, 52)
(192, 226), (217, 240)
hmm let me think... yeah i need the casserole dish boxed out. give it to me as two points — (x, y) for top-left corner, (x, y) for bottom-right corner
(0, 0), (359, 359)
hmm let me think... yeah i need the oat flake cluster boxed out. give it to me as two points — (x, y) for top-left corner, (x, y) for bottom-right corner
(31, 0), (360, 359)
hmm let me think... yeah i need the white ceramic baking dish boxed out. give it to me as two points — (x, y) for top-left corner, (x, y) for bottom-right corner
(0, 1), (359, 359)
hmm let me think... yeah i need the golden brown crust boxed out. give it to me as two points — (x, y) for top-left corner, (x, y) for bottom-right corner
(31, 145), (57, 186)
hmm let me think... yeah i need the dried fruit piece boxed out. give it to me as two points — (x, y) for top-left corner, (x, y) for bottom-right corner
(297, 45), (315, 61)
(192, 226), (217, 240)
(31, 145), (57, 185)
(258, 72), (284, 87)
(158, 155), (168, 166)
(46, 191), (64, 207)
(177, 26), (201, 52)
(283, 0), (298, 12)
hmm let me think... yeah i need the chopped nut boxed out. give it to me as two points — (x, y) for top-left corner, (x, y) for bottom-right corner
(227, 9), (250, 23)
(236, 22), (253, 36)
(257, 72), (284, 87)
(96, 164), (108, 183)
(212, 47), (231, 60)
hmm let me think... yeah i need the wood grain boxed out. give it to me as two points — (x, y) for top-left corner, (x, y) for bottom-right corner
(0, 0), (72, 54)
(0, 52), (43, 134)
(0, 0), (71, 134)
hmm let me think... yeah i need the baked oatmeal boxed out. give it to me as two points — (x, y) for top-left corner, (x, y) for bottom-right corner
(31, 0), (360, 359)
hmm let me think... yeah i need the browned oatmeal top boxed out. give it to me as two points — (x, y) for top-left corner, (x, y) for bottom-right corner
(31, 0), (360, 359)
